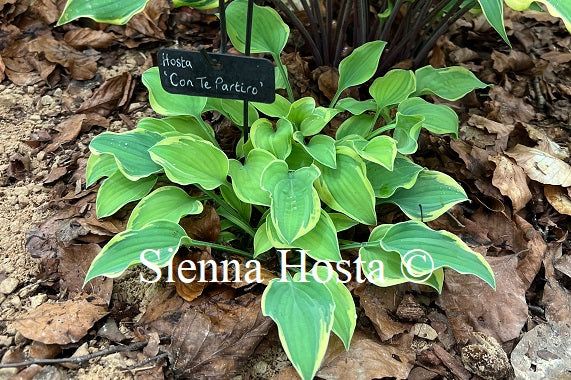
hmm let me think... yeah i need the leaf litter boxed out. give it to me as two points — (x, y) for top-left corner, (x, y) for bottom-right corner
(0, 1), (569, 379)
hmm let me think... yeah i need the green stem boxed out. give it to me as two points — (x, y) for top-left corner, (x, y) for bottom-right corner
(379, 107), (392, 123)
(329, 90), (341, 108)
(367, 122), (396, 139)
(199, 186), (255, 237)
(340, 241), (379, 250)
(187, 238), (253, 258)
(274, 54), (294, 102)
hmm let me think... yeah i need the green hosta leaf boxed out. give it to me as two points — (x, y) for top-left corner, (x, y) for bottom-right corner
(266, 211), (342, 261)
(329, 213), (358, 232)
(149, 136), (228, 190)
(393, 113), (424, 155)
(369, 69), (416, 109)
(335, 114), (375, 140)
(84, 220), (189, 283)
(310, 267), (356, 350)
(335, 98), (377, 115)
(293, 132), (337, 168)
(127, 186), (203, 230)
(229, 149), (274, 206)
(315, 147), (376, 225)
(360, 244), (444, 292)
(262, 276), (334, 380)
(350, 135), (397, 170)
(254, 221), (273, 257)
(136, 118), (175, 134)
(96, 172), (157, 218)
(478, 0), (511, 45)
(382, 170), (467, 221)
(220, 183), (252, 221)
(173, 0), (218, 10)
(261, 161), (321, 243)
(300, 107), (340, 136)
(287, 97), (316, 127)
(251, 118), (293, 160)
(379, 221), (496, 288)
(415, 66), (488, 101)
(505, 0), (571, 32)
(142, 67), (207, 117)
(137, 116), (217, 145)
(333, 41), (387, 105)
(206, 98), (259, 127)
(398, 97), (459, 138)
(57, 0), (149, 25)
(226, 0), (289, 56)
(86, 153), (118, 187)
(253, 94), (292, 118)
(367, 156), (424, 198)
(89, 130), (164, 181)
(161, 116), (217, 144)
(286, 142), (314, 170)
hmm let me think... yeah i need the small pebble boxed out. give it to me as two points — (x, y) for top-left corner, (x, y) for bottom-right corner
(17, 195), (29, 206)
(40, 95), (53, 106)
(27, 86), (34, 94)
(53, 88), (63, 97)
(0, 278), (19, 295)
(14, 332), (28, 345)
(97, 319), (126, 342)
(30, 114), (41, 121)
(0, 336), (13, 347)
(9, 295), (22, 308)
(29, 293), (47, 309)
(413, 323), (438, 340)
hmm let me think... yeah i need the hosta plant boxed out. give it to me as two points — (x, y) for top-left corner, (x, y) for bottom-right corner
(60, 1), (498, 379)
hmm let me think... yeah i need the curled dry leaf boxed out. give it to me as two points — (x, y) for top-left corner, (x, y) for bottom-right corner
(140, 287), (272, 378)
(316, 331), (415, 380)
(173, 251), (211, 302)
(13, 296), (108, 345)
(543, 244), (571, 324)
(355, 285), (410, 341)
(506, 144), (571, 187)
(59, 243), (113, 304)
(77, 73), (134, 117)
(544, 185), (571, 216)
(491, 50), (534, 73)
(489, 154), (532, 212)
(439, 255), (528, 344)
(180, 205), (220, 243)
(64, 28), (115, 50)
(28, 36), (97, 81)
(45, 114), (86, 153)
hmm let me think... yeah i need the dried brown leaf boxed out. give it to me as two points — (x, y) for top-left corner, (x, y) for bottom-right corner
(355, 285), (410, 341)
(45, 114), (86, 153)
(43, 166), (68, 184)
(544, 185), (571, 215)
(489, 154), (532, 212)
(0, 54), (5, 82)
(543, 244), (571, 324)
(28, 36), (97, 81)
(506, 144), (571, 187)
(59, 244), (113, 304)
(438, 255), (528, 344)
(492, 50), (534, 73)
(317, 331), (415, 380)
(14, 296), (108, 344)
(77, 73), (134, 116)
(180, 205), (220, 243)
(173, 251), (210, 302)
(64, 28), (115, 50)
(141, 287), (272, 378)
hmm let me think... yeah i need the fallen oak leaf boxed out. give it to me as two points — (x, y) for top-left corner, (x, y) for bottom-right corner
(28, 35), (97, 81)
(13, 296), (108, 345)
(64, 28), (115, 50)
(489, 154), (532, 212)
(77, 73), (134, 117)
(544, 185), (571, 216)
(506, 144), (571, 187)
(44, 114), (86, 153)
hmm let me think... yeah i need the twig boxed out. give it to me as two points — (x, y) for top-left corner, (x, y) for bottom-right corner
(0, 341), (148, 369)
(120, 352), (169, 372)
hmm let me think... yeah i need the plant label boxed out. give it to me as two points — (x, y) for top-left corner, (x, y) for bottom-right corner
(158, 49), (276, 103)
